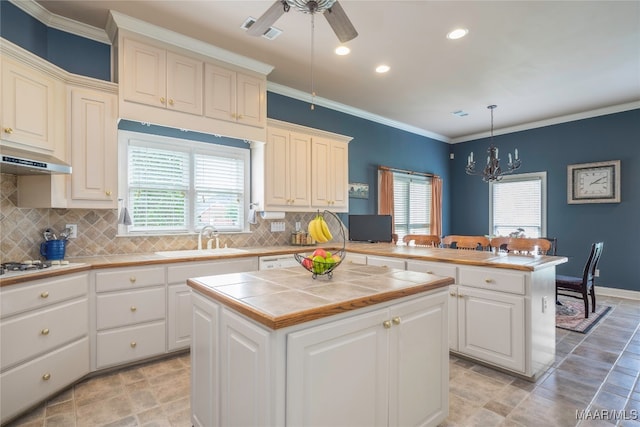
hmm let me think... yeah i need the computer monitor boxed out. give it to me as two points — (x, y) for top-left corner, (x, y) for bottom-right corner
(348, 214), (393, 243)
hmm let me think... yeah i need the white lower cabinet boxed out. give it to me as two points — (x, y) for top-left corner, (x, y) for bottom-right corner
(0, 273), (90, 424)
(191, 288), (448, 427)
(167, 257), (259, 351)
(96, 321), (166, 368)
(366, 255), (406, 270)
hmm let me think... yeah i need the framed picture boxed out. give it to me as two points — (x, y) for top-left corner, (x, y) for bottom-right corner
(349, 182), (369, 199)
(567, 160), (621, 204)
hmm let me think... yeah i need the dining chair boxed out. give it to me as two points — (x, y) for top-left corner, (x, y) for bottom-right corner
(442, 235), (490, 250)
(402, 234), (441, 247)
(542, 237), (558, 256)
(556, 242), (604, 318)
(489, 236), (511, 253)
(506, 237), (553, 255)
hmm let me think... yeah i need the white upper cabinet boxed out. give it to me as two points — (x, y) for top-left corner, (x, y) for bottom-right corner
(204, 64), (265, 128)
(311, 137), (349, 211)
(122, 38), (203, 115)
(1, 55), (63, 155)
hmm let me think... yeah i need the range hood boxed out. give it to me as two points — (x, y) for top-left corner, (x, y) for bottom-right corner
(0, 145), (71, 175)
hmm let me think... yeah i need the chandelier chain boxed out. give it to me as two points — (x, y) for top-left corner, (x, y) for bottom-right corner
(310, 13), (316, 110)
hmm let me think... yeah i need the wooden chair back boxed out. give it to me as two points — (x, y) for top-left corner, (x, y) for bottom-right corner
(490, 237), (511, 253)
(506, 237), (552, 255)
(402, 234), (441, 247)
(442, 235), (490, 250)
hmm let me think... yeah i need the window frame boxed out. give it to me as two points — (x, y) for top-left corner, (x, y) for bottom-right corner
(488, 171), (547, 238)
(118, 130), (250, 236)
(388, 171), (433, 241)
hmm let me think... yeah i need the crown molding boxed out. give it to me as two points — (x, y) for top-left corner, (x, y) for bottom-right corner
(266, 82), (450, 143)
(8, 0), (111, 45)
(107, 11), (274, 76)
(451, 101), (640, 144)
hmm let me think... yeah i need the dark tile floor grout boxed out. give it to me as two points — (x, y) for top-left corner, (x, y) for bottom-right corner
(6, 296), (640, 427)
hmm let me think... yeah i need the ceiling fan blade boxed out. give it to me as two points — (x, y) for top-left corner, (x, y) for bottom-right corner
(324, 1), (358, 43)
(247, 0), (287, 36)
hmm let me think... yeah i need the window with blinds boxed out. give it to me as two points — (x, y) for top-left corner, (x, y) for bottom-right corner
(393, 172), (432, 240)
(121, 132), (249, 235)
(489, 172), (547, 238)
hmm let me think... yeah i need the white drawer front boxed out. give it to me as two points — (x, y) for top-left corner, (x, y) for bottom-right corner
(366, 256), (406, 270)
(96, 287), (166, 330)
(406, 260), (457, 282)
(96, 321), (166, 369)
(1, 273), (88, 318)
(0, 337), (89, 424)
(1, 298), (88, 370)
(345, 253), (367, 265)
(95, 266), (165, 292)
(458, 266), (526, 295)
(167, 258), (259, 284)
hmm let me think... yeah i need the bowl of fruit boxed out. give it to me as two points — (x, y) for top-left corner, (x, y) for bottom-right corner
(294, 210), (346, 279)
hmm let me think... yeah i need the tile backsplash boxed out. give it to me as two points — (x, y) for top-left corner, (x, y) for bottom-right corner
(1, 173), (319, 262)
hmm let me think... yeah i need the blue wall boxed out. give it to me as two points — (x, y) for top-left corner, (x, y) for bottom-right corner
(1, 1), (110, 81)
(3, 4), (639, 291)
(451, 110), (640, 291)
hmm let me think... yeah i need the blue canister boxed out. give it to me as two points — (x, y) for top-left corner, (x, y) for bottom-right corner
(40, 240), (67, 260)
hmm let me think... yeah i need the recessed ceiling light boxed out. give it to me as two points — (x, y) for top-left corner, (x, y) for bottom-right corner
(446, 28), (468, 40)
(376, 64), (390, 73)
(335, 46), (350, 55)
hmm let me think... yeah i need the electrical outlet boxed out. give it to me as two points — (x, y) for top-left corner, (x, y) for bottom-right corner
(270, 221), (285, 232)
(595, 269), (600, 277)
(66, 224), (78, 239)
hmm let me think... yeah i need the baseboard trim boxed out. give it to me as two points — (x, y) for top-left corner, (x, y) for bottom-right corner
(595, 286), (640, 301)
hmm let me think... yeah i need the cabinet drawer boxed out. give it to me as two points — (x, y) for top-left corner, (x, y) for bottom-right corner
(96, 321), (166, 369)
(345, 253), (367, 265)
(96, 287), (166, 330)
(95, 266), (165, 292)
(1, 298), (88, 370)
(366, 256), (406, 270)
(1, 273), (87, 318)
(406, 260), (457, 282)
(167, 258), (259, 284)
(458, 266), (525, 295)
(0, 337), (89, 424)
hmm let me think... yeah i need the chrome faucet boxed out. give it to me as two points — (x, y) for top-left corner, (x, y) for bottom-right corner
(198, 225), (218, 250)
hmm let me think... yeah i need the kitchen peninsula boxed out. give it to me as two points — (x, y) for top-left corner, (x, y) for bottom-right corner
(187, 264), (453, 427)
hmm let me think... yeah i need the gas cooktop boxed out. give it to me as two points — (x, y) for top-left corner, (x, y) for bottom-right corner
(0, 260), (80, 278)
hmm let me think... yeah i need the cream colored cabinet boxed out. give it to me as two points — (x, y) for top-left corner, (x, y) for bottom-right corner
(204, 63), (265, 128)
(94, 266), (167, 369)
(122, 37), (203, 115)
(167, 257), (259, 351)
(311, 137), (349, 211)
(191, 288), (448, 427)
(0, 273), (89, 424)
(1, 56), (61, 153)
(287, 291), (449, 427)
(264, 126), (312, 210)
(366, 255), (406, 270)
(66, 86), (118, 208)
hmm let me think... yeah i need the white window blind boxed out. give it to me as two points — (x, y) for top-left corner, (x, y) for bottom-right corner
(393, 173), (432, 240)
(490, 173), (546, 238)
(122, 131), (249, 235)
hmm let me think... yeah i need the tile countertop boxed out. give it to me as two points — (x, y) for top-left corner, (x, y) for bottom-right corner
(187, 263), (454, 330)
(0, 243), (567, 287)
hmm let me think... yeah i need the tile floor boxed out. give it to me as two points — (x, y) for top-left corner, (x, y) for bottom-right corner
(6, 296), (640, 427)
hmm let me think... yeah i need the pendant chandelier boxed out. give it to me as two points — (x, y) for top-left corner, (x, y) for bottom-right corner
(465, 105), (521, 182)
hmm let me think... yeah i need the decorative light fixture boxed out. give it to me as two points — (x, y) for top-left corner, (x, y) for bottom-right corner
(465, 105), (521, 182)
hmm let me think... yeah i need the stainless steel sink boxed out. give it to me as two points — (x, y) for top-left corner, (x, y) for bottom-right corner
(155, 248), (249, 258)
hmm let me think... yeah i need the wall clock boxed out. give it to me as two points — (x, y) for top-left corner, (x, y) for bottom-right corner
(567, 160), (620, 204)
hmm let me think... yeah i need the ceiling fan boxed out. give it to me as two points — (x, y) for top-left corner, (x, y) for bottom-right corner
(247, 0), (358, 43)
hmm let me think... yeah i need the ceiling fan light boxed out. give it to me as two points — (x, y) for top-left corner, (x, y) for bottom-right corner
(335, 46), (350, 55)
(287, 0), (337, 14)
(447, 28), (469, 40)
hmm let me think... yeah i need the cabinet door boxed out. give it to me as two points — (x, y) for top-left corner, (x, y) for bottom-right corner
(166, 51), (203, 115)
(220, 308), (270, 427)
(68, 87), (117, 208)
(1, 58), (55, 151)
(204, 63), (236, 122)
(389, 291), (448, 427)
(122, 38), (166, 108)
(236, 72), (265, 128)
(311, 138), (348, 212)
(287, 308), (390, 427)
(288, 132), (312, 208)
(448, 285), (459, 351)
(191, 293), (219, 427)
(168, 284), (192, 351)
(329, 140), (349, 211)
(457, 285), (525, 372)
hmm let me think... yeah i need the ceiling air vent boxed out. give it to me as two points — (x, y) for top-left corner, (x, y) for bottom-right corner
(241, 17), (282, 40)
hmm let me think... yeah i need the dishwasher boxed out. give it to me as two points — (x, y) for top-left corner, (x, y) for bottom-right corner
(259, 255), (299, 270)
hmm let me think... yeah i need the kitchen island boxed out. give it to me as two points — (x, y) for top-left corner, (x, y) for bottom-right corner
(187, 263), (453, 427)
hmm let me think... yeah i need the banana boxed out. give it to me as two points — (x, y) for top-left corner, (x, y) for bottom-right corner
(318, 216), (333, 241)
(308, 216), (328, 243)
